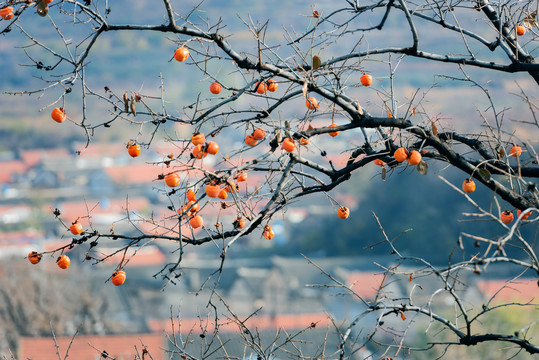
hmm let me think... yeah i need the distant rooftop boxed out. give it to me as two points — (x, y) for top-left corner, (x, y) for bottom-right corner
(19, 333), (165, 360)
(148, 312), (331, 334)
(477, 278), (539, 303)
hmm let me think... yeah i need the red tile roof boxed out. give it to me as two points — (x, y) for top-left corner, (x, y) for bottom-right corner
(104, 163), (166, 184)
(51, 197), (150, 227)
(0, 160), (27, 183)
(97, 245), (167, 267)
(20, 148), (70, 167)
(477, 279), (539, 303)
(148, 312), (331, 334)
(72, 142), (127, 158)
(19, 333), (165, 360)
(0, 229), (43, 244)
(346, 272), (386, 300)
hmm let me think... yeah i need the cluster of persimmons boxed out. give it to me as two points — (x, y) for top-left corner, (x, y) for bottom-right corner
(38, 40), (530, 284)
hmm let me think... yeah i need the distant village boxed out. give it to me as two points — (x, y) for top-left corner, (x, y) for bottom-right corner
(1, 140), (538, 359)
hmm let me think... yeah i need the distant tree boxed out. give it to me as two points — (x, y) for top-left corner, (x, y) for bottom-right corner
(1, 0), (538, 358)
(0, 260), (119, 354)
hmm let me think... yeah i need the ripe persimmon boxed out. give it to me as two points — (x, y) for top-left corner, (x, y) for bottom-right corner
(178, 201), (198, 217)
(57, 255), (71, 269)
(233, 217), (246, 229)
(210, 82), (222, 94)
(305, 97), (319, 110)
(191, 132), (205, 145)
(206, 141), (219, 155)
(255, 82), (266, 94)
(407, 150), (422, 165)
(226, 180), (238, 193)
(111, 270), (126, 286)
(51, 107), (66, 123)
(360, 74), (373, 86)
(328, 123), (339, 137)
(191, 144), (208, 159)
(266, 79), (278, 92)
(165, 173), (181, 187)
(394, 147), (409, 162)
(252, 127), (266, 140)
(218, 188), (229, 200)
(184, 201), (199, 216)
(0, 6), (14, 20)
(28, 251), (42, 265)
(174, 47), (189, 62)
(516, 25), (526, 36)
(373, 159), (385, 167)
(236, 172), (248, 182)
(128, 144), (141, 158)
(205, 184), (221, 198)
(282, 138), (296, 152)
(245, 134), (258, 147)
(337, 206), (350, 219)
(510, 145), (522, 157)
(517, 209), (531, 220)
(500, 210), (514, 224)
(186, 189), (196, 201)
(462, 179), (476, 193)
(190, 215), (204, 229)
(70, 221), (83, 235)
(299, 137), (310, 145)
(263, 225), (275, 240)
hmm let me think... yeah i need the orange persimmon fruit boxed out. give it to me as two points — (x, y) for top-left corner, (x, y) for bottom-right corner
(174, 47), (189, 62)
(189, 215), (204, 229)
(510, 145), (522, 157)
(205, 183), (221, 198)
(128, 144), (141, 158)
(407, 150), (422, 165)
(262, 225), (275, 240)
(252, 127), (266, 140)
(266, 79), (278, 92)
(28, 251), (42, 265)
(209, 82), (222, 94)
(57, 255), (71, 269)
(218, 188), (229, 200)
(191, 132), (205, 145)
(236, 172), (248, 182)
(394, 147), (409, 162)
(500, 210), (514, 224)
(186, 189), (196, 202)
(0, 6), (14, 20)
(233, 217), (246, 229)
(51, 107), (66, 123)
(164, 173), (181, 187)
(337, 206), (350, 219)
(305, 97), (319, 110)
(517, 209), (531, 220)
(462, 179), (476, 193)
(206, 141), (219, 155)
(245, 134), (258, 147)
(255, 82), (266, 94)
(191, 144), (208, 159)
(360, 74), (373, 86)
(111, 270), (126, 286)
(70, 221), (83, 235)
(328, 123), (340, 137)
(282, 138), (296, 152)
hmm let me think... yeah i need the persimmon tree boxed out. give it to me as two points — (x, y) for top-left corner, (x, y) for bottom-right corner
(2, 0), (539, 358)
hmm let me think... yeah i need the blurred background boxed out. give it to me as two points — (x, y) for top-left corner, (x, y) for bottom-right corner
(0, 0), (537, 358)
